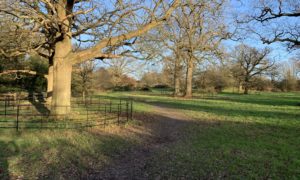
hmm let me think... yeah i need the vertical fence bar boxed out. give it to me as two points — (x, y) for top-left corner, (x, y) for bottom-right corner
(117, 103), (120, 125)
(86, 107), (89, 127)
(98, 96), (101, 112)
(4, 97), (7, 118)
(130, 100), (133, 120)
(16, 104), (19, 131)
(40, 111), (43, 129)
(126, 100), (129, 122)
(104, 104), (107, 127)
(109, 100), (112, 113)
(119, 99), (122, 122)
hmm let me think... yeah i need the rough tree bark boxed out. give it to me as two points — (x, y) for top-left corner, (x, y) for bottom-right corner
(243, 76), (250, 94)
(185, 58), (194, 98)
(49, 0), (73, 115)
(51, 0), (179, 115)
(46, 57), (54, 104)
(173, 56), (181, 97)
(0, 0), (180, 115)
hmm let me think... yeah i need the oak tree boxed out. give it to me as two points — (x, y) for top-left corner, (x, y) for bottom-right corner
(0, 0), (180, 114)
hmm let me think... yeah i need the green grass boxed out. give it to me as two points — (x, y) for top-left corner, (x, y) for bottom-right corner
(123, 91), (300, 179)
(0, 91), (300, 179)
(0, 127), (141, 179)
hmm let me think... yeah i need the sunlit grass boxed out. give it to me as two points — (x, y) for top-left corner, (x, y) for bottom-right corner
(0, 91), (299, 178)
(122, 91), (300, 178)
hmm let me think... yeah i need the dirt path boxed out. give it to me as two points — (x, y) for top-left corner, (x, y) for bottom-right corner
(88, 103), (193, 180)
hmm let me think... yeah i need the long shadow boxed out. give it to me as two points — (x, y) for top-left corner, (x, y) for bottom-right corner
(89, 112), (300, 179)
(220, 95), (300, 107)
(27, 92), (50, 116)
(216, 92), (300, 106)
(127, 96), (300, 124)
(0, 109), (300, 179)
(146, 100), (300, 122)
(0, 141), (19, 179)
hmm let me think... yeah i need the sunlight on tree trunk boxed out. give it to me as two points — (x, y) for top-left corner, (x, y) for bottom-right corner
(46, 65), (53, 104)
(185, 60), (194, 98)
(174, 57), (181, 97)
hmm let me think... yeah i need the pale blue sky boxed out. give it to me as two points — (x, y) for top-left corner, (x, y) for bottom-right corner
(81, 0), (299, 79)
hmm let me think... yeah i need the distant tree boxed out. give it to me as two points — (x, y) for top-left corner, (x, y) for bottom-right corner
(173, 0), (228, 98)
(140, 71), (169, 88)
(195, 65), (233, 93)
(93, 68), (114, 91)
(104, 58), (137, 88)
(278, 60), (299, 91)
(72, 61), (95, 100)
(142, 0), (229, 97)
(233, 45), (274, 94)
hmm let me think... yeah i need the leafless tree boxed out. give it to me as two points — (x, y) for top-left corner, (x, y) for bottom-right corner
(233, 44), (274, 94)
(146, 0), (229, 97)
(0, 0), (180, 114)
(172, 0), (228, 97)
(73, 61), (95, 101)
(244, 0), (300, 49)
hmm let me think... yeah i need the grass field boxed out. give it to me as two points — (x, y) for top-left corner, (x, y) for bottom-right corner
(101, 91), (300, 178)
(0, 91), (300, 179)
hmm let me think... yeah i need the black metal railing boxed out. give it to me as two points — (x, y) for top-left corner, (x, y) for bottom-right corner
(0, 96), (133, 131)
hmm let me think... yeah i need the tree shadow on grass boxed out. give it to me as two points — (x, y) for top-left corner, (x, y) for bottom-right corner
(0, 108), (300, 179)
(130, 97), (300, 123)
(0, 127), (152, 179)
(0, 141), (19, 180)
(144, 118), (300, 179)
(27, 92), (50, 116)
(219, 95), (300, 107)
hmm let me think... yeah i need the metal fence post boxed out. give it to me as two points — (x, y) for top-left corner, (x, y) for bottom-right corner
(130, 100), (133, 120)
(86, 107), (89, 127)
(119, 99), (122, 120)
(117, 103), (120, 125)
(109, 100), (112, 113)
(4, 97), (7, 118)
(16, 104), (19, 131)
(104, 104), (107, 127)
(126, 100), (129, 122)
(98, 97), (101, 112)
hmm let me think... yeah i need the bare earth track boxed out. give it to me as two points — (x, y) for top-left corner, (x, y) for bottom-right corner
(88, 103), (193, 180)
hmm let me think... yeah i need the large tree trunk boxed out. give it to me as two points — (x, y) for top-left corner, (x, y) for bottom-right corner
(82, 90), (86, 102)
(51, 59), (72, 115)
(51, 34), (72, 115)
(185, 59), (194, 98)
(243, 77), (250, 94)
(46, 64), (53, 104)
(173, 57), (181, 97)
(50, 0), (73, 115)
(244, 86), (249, 94)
